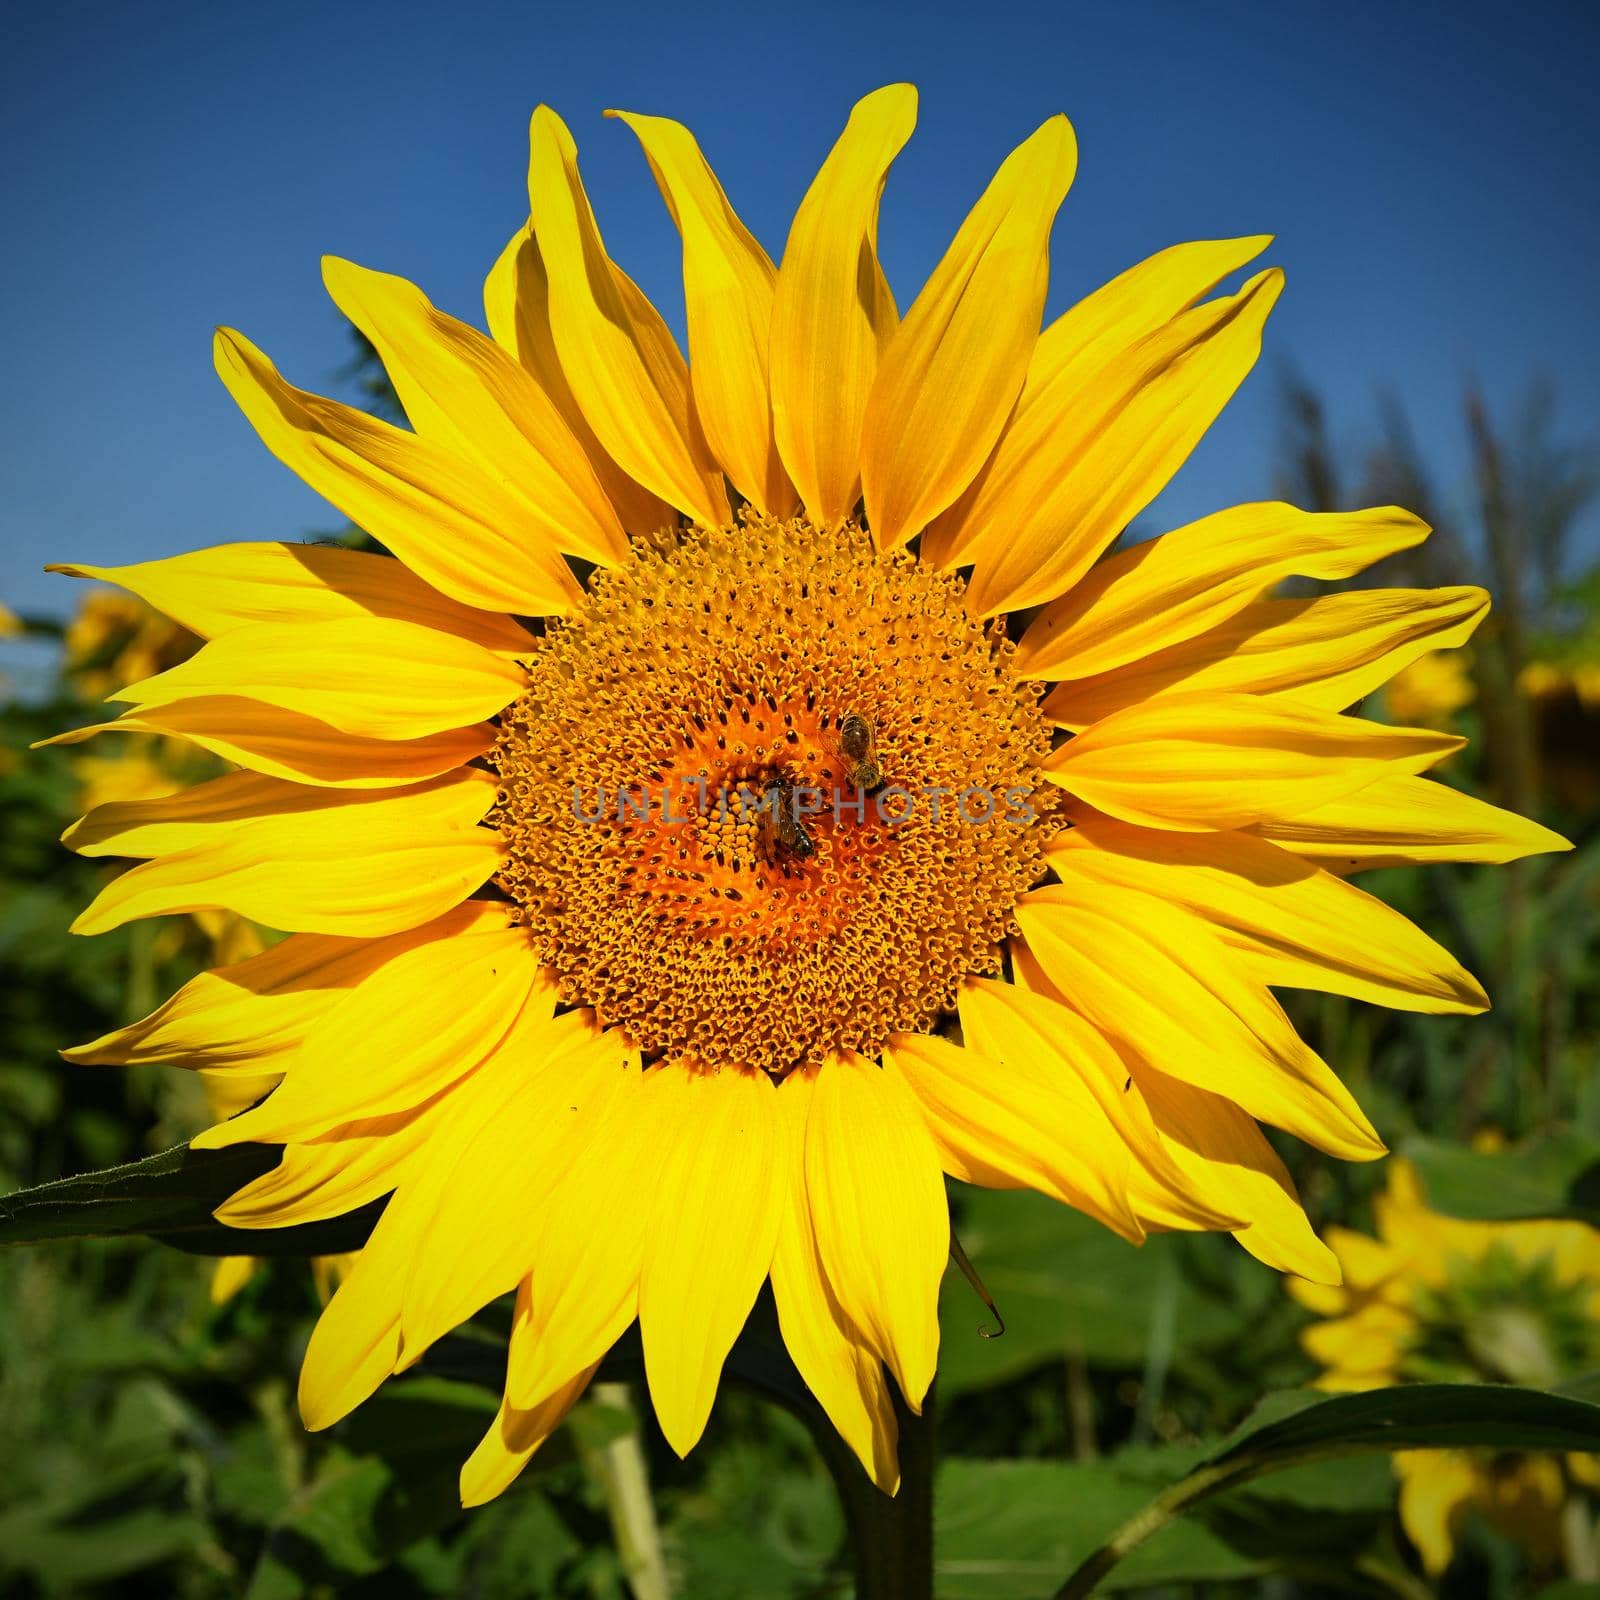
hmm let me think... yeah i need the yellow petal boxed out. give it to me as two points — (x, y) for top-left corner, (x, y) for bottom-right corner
(111, 617), (521, 740)
(526, 107), (729, 527)
(1048, 818), (1487, 1014)
(1135, 1060), (1340, 1282)
(396, 1016), (632, 1365)
(1302, 1305), (1408, 1376)
(960, 268), (1285, 618)
(63, 901), (507, 1071)
(48, 543), (532, 655)
(923, 235), (1273, 571)
(1013, 937), (1339, 1280)
(505, 1055), (663, 1412)
(460, 1353), (599, 1508)
(215, 1098), (447, 1231)
(886, 1029), (1145, 1242)
(295, 1017), (595, 1434)
(861, 115), (1076, 548)
(210, 1256), (257, 1303)
(1044, 587), (1489, 729)
(769, 85), (917, 529)
(805, 1050), (946, 1411)
(323, 257), (627, 569)
(292, 1008), (570, 1430)
(1252, 772), (1572, 869)
(216, 959), (561, 1235)
(1018, 886), (1386, 1162)
(770, 1068), (900, 1494)
(1016, 503), (1430, 680)
(609, 111), (796, 517)
(1045, 693), (1463, 832)
(484, 224), (674, 535)
(953, 979), (1239, 1233)
(216, 1115), (435, 1229)
(37, 700), (493, 790)
(70, 771), (503, 938)
(298, 1220), (408, 1428)
(1395, 1449), (1479, 1575)
(640, 1068), (783, 1456)
(215, 330), (581, 616)
(193, 927), (550, 1146)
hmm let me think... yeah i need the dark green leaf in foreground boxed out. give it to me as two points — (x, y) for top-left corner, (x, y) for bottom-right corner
(1051, 1382), (1600, 1597)
(1404, 1130), (1600, 1226)
(0, 1141), (382, 1256)
(935, 1454), (1258, 1598)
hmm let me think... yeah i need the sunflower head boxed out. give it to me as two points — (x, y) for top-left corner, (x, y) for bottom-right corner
(492, 511), (1061, 1076)
(50, 85), (1568, 1505)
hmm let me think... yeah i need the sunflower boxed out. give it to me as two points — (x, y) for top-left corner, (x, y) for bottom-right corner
(1290, 1159), (1600, 1573)
(46, 85), (1566, 1504)
(1383, 647), (1477, 728)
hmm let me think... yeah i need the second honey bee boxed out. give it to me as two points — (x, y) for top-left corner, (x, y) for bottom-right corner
(836, 711), (884, 793)
(757, 775), (816, 860)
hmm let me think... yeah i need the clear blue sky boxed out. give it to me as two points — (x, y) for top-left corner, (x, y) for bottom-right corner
(4, 0), (1597, 651)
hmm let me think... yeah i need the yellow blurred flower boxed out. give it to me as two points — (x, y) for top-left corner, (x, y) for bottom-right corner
(1384, 649), (1476, 727)
(64, 588), (197, 699)
(1291, 1159), (1600, 1573)
(70, 744), (185, 812)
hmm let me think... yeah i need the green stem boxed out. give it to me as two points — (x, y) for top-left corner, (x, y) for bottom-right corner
(580, 1381), (671, 1600)
(812, 1384), (936, 1600)
(1052, 1445), (1365, 1599)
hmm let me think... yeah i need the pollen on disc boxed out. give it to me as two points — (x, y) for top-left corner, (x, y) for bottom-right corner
(489, 514), (1060, 1076)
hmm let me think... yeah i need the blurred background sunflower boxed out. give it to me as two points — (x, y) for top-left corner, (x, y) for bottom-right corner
(1292, 1156), (1600, 1577)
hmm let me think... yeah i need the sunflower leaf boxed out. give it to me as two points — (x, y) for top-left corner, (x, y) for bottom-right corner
(1050, 1383), (1600, 1598)
(1403, 1131), (1600, 1225)
(0, 1141), (382, 1256)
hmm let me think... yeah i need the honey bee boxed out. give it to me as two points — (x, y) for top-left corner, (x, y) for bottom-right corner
(835, 710), (884, 792)
(757, 776), (815, 860)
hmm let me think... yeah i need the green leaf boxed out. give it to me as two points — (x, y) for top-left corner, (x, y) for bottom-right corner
(243, 1371), (624, 1598)
(935, 1455), (1263, 1598)
(0, 1140), (382, 1255)
(1208, 1381), (1600, 1465)
(1404, 1132), (1600, 1225)
(1052, 1383), (1600, 1598)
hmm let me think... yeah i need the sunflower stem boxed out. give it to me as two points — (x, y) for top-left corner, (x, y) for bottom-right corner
(581, 1381), (671, 1600)
(815, 1384), (936, 1600)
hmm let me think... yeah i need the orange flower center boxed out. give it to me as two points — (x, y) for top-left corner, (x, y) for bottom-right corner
(490, 515), (1058, 1074)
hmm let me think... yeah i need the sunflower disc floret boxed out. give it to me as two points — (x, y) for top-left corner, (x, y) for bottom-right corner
(491, 514), (1057, 1075)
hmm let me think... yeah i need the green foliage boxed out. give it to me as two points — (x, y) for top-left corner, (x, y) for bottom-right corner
(1406, 1132), (1600, 1227)
(0, 1141), (377, 1256)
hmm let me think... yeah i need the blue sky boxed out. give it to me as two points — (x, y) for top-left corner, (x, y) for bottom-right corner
(4, 0), (1597, 661)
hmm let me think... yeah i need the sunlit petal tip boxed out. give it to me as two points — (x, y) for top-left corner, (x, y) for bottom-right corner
(770, 83), (918, 529)
(189, 1121), (243, 1152)
(459, 1363), (598, 1508)
(527, 101), (729, 527)
(804, 1051), (946, 1410)
(213, 327), (582, 616)
(861, 109), (1077, 548)
(1286, 1234), (1343, 1288)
